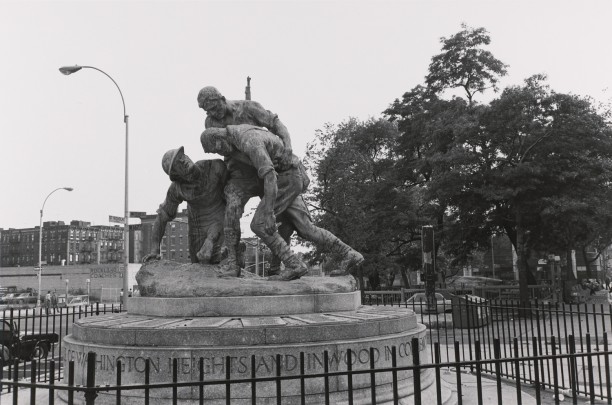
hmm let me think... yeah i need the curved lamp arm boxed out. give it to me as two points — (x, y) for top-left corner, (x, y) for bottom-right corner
(59, 65), (127, 121)
(41, 187), (74, 214)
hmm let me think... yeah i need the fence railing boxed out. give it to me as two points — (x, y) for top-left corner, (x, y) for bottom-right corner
(1, 295), (611, 404)
(1, 335), (610, 404)
(0, 303), (124, 384)
(363, 291), (612, 402)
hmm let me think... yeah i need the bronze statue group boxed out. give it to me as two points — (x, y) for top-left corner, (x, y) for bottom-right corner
(142, 87), (363, 281)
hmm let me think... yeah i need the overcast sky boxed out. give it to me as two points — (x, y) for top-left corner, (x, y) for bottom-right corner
(1, 0), (611, 232)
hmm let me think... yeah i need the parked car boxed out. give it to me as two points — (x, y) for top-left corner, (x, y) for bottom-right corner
(3, 292), (38, 306)
(405, 292), (452, 313)
(57, 295), (90, 308)
(66, 296), (90, 307)
(0, 293), (17, 305)
(0, 319), (59, 361)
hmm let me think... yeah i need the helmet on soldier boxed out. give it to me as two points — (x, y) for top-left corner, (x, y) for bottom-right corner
(161, 146), (185, 176)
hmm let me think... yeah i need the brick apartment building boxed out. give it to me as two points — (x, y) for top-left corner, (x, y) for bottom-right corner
(0, 220), (124, 268)
(130, 210), (190, 263)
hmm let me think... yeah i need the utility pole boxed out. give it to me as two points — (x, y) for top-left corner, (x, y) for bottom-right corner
(491, 234), (496, 278)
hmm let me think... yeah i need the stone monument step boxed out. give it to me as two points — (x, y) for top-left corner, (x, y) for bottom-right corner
(71, 305), (417, 347)
(128, 290), (361, 317)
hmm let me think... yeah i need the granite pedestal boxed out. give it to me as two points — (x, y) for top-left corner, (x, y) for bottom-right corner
(60, 263), (455, 404)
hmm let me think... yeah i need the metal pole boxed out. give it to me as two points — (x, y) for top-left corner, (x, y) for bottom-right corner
(491, 234), (496, 278)
(59, 65), (129, 308)
(38, 209), (43, 308)
(38, 187), (72, 307)
(123, 114), (130, 307)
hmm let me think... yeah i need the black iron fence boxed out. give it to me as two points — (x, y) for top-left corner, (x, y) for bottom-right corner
(1, 336), (610, 404)
(1, 297), (611, 404)
(0, 303), (123, 384)
(363, 290), (612, 402)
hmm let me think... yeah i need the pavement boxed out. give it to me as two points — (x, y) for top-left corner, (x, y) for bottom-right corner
(446, 370), (610, 405)
(6, 372), (609, 404)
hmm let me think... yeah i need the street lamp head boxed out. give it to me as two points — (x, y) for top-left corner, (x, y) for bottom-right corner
(64, 187), (74, 192)
(59, 65), (82, 75)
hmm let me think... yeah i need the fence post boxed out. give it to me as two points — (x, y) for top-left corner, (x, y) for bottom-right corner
(275, 354), (282, 405)
(531, 337), (541, 405)
(227, 355), (233, 405)
(145, 358), (150, 405)
(475, 341), (482, 405)
(434, 343), (442, 405)
(251, 355), (257, 405)
(454, 341), (462, 403)
(412, 337), (421, 404)
(12, 359), (19, 405)
(30, 359), (36, 405)
(299, 352), (305, 405)
(116, 360), (122, 405)
(84, 352), (98, 405)
(494, 339), (503, 405)
(551, 336), (559, 405)
(513, 338), (523, 405)
(347, 349), (354, 405)
(49, 360), (55, 405)
(369, 347), (377, 404)
(324, 351), (330, 405)
(172, 358), (178, 405)
(603, 333), (610, 405)
(586, 333), (595, 404)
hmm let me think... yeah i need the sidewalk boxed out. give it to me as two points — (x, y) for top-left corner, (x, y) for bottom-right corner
(4, 368), (610, 404)
(2, 386), (51, 404)
(444, 370), (610, 405)
(439, 369), (537, 405)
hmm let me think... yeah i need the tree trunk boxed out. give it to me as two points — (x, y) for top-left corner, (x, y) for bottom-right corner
(399, 269), (410, 288)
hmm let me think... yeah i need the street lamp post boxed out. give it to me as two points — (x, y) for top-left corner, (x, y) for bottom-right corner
(59, 65), (130, 308)
(38, 187), (73, 308)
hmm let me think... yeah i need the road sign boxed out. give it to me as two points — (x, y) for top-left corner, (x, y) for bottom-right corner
(109, 215), (124, 224)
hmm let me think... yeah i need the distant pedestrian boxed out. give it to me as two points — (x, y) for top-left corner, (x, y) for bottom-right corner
(51, 291), (58, 313)
(44, 291), (51, 315)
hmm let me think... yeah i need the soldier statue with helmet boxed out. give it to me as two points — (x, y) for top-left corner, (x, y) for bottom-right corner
(142, 147), (227, 264)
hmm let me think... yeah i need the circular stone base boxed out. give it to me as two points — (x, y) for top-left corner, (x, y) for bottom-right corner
(59, 303), (455, 404)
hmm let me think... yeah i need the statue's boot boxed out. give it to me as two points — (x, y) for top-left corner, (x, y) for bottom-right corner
(325, 238), (364, 277)
(210, 246), (228, 264)
(264, 234), (308, 281)
(218, 228), (241, 277)
(268, 255), (281, 277)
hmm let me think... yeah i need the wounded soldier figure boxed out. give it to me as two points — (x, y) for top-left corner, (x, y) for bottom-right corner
(201, 124), (363, 281)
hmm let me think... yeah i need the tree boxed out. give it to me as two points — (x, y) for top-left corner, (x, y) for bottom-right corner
(385, 24), (509, 274)
(302, 118), (423, 287)
(424, 75), (612, 304)
(388, 27), (612, 305)
(426, 24), (508, 105)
